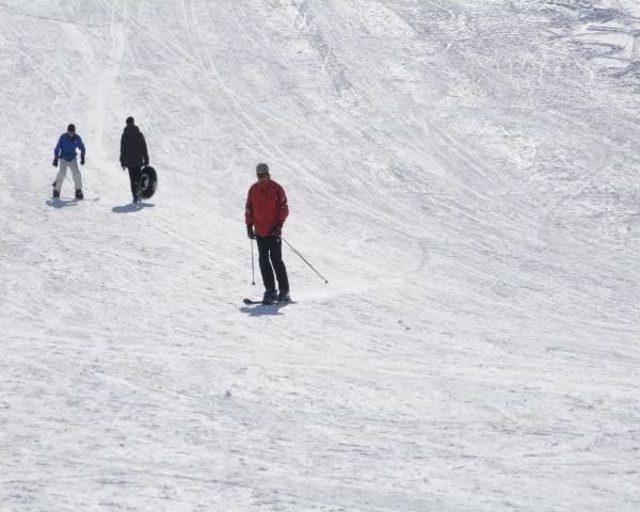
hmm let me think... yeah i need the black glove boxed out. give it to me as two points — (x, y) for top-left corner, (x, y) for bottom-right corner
(80, 155), (85, 166)
(52, 158), (58, 167)
(271, 225), (282, 238)
(247, 225), (256, 239)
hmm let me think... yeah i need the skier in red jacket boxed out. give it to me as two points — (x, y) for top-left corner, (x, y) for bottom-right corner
(245, 163), (290, 304)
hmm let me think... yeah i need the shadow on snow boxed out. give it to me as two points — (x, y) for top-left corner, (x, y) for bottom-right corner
(111, 202), (155, 214)
(239, 302), (292, 317)
(46, 199), (78, 209)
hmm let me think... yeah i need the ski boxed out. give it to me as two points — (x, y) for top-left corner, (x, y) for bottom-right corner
(47, 196), (100, 205)
(243, 298), (294, 306)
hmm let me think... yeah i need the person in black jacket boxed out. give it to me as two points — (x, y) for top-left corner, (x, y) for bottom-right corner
(120, 117), (149, 203)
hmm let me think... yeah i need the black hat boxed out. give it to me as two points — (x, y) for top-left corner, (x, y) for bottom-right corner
(256, 163), (269, 175)
(126, 116), (134, 126)
(67, 123), (75, 132)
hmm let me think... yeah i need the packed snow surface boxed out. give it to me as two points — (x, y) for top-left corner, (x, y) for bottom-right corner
(1, 0), (639, 510)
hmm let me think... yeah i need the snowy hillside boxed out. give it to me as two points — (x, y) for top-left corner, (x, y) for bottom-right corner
(1, 0), (639, 510)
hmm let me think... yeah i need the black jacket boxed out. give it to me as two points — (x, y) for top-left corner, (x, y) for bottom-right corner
(120, 125), (149, 168)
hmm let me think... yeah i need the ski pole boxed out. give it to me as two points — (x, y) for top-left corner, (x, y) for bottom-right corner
(250, 238), (256, 285)
(282, 237), (329, 284)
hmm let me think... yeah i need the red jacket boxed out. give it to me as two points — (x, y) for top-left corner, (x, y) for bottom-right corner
(245, 179), (289, 237)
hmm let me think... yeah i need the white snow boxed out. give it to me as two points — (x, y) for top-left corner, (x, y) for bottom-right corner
(1, 0), (639, 510)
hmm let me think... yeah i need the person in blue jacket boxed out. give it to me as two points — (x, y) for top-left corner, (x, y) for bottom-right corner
(52, 123), (86, 200)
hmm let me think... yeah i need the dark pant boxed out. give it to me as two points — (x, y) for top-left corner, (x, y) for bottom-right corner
(256, 235), (289, 292)
(127, 166), (143, 199)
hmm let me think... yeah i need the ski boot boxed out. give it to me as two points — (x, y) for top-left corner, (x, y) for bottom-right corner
(262, 289), (278, 305)
(52, 189), (60, 199)
(75, 189), (84, 200)
(277, 289), (291, 303)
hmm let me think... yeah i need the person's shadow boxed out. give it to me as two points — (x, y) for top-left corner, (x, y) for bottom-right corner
(239, 302), (293, 316)
(111, 202), (155, 214)
(46, 199), (78, 209)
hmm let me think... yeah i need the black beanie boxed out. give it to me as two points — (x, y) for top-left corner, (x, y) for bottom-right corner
(126, 116), (134, 126)
(67, 123), (75, 132)
(256, 163), (269, 175)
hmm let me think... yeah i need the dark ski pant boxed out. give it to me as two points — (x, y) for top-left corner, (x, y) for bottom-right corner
(256, 235), (289, 293)
(127, 166), (143, 200)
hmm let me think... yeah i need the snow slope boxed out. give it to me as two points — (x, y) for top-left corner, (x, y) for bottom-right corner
(1, 0), (639, 510)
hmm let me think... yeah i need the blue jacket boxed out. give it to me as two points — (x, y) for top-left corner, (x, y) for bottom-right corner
(54, 133), (86, 162)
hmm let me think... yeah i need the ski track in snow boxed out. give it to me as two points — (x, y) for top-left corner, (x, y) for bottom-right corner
(1, 0), (639, 511)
